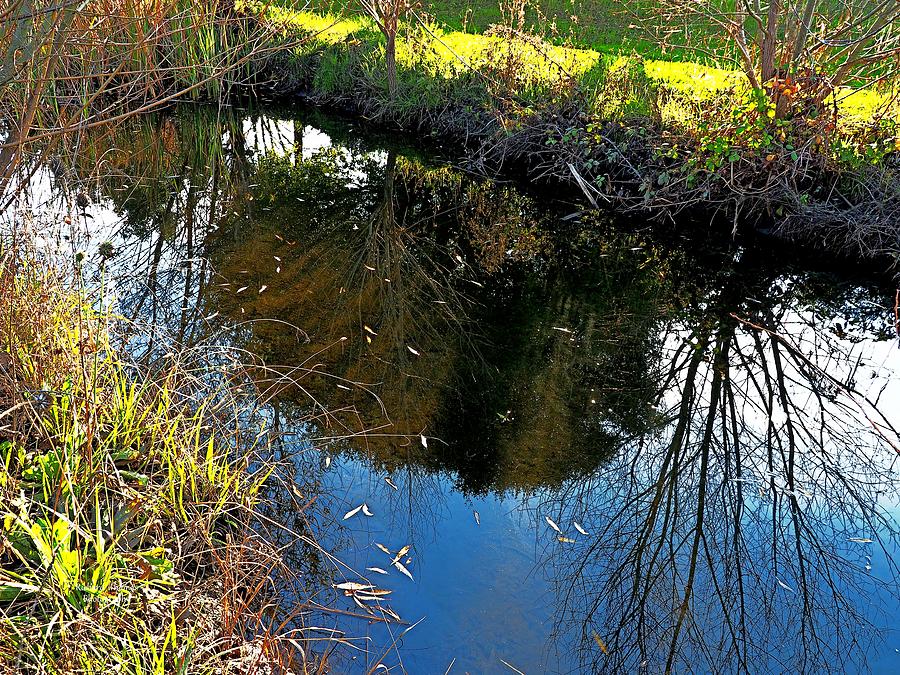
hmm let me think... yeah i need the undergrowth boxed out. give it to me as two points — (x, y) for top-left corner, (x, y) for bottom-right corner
(244, 4), (900, 261)
(0, 249), (308, 674)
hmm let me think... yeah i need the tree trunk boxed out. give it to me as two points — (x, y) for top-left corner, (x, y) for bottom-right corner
(385, 30), (398, 97)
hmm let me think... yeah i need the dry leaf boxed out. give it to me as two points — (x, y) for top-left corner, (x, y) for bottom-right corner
(343, 504), (363, 520)
(364, 325), (378, 336)
(366, 567), (389, 575)
(573, 521), (589, 536)
(362, 503), (374, 517)
(393, 560), (414, 581)
(545, 516), (562, 533)
(375, 543), (392, 556)
(334, 582), (374, 591)
(593, 631), (608, 654)
(384, 477), (398, 490)
(392, 545), (410, 564)
(407, 345), (421, 356)
(557, 536), (575, 543)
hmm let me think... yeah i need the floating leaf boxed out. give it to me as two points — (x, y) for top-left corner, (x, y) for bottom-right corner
(384, 476), (398, 490)
(592, 631), (608, 654)
(343, 504), (363, 520)
(545, 516), (562, 533)
(236, 286), (248, 294)
(474, 511), (480, 525)
(364, 325), (378, 336)
(258, 285), (267, 294)
(375, 543), (392, 556)
(367, 567), (388, 575)
(573, 521), (589, 536)
(776, 578), (794, 592)
(848, 537), (874, 543)
(362, 503), (374, 517)
(393, 560), (414, 581)
(557, 536), (575, 543)
(420, 435), (428, 448)
(334, 582), (374, 592)
(407, 346), (421, 356)
(392, 545), (410, 564)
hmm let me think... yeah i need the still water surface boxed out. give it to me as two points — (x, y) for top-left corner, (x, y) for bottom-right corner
(12, 105), (900, 674)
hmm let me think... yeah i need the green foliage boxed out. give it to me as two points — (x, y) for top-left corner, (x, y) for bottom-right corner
(0, 255), (280, 674)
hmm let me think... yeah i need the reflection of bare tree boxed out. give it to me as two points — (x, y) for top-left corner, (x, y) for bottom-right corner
(539, 269), (900, 674)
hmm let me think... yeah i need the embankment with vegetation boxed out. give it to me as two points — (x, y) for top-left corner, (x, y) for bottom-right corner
(246, 1), (900, 264)
(0, 249), (318, 673)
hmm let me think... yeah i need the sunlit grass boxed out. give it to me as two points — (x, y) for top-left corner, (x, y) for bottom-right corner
(0, 249), (296, 673)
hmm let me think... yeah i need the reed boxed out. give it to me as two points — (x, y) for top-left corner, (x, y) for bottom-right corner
(0, 246), (318, 673)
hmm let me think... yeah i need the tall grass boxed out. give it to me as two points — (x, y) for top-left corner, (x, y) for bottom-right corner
(0, 0), (300, 201)
(0, 247), (316, 673)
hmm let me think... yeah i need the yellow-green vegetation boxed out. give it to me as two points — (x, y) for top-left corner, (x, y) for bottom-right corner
(255, 5), (897, 150)
(0, 251), (296, 673)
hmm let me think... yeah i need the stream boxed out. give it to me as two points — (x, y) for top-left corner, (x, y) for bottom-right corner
(8, 104), (900, 674)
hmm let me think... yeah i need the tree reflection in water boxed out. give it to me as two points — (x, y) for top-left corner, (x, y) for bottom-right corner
(538, 261), (900, 674)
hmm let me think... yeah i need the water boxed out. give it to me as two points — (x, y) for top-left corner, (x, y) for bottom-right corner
(8, 104), (900, 674)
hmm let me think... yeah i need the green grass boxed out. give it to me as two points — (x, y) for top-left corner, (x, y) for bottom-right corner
(256, 4), (896, 141)
(0, 250), (302, 673)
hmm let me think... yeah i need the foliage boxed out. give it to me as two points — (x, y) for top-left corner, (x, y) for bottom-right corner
(0, 249), (303, 673)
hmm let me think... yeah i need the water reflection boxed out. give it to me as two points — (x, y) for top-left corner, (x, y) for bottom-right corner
(8, 105), (900, 673)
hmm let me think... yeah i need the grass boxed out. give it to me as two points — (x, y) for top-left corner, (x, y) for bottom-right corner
(256, 4), (896, 142)
(0, 248), (310, 673)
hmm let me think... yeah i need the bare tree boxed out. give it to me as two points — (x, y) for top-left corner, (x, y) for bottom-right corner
(359, 0), (415, 96)
(631, 0), (900, 118)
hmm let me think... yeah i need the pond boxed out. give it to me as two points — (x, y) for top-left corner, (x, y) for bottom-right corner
(9, 105), (900, 674)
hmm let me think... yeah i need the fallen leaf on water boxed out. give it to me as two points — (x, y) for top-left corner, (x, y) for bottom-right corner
(366, 567), (388, 575)
(343, 504), (363, 520)
(333, 582), (374, 592)
(366, 335), (372, 344)
(276, 266), (281, 273)
(258, 285), (267, 294)
(324, 455), (331, 469)
(375, 543), (392, 556)
(557, 536), (575, 543)
(273, 256), (281, 262)
(393, 560), (414, 581)
(545, 516), (562, 533)
(365, 264), (376, 271)
(392, 545), (410, 564)
(364, 325), (378, 336)
(236, 286), (248, 294)
(499, 659), (525, 674)
(848, 537), (874, 543)
(362, 503), (374, 517)
(407, 346), (421, 356)
(592, 631), (608, 654)
(420, 434), (428, 448)
(474, 511), (480, 525)
(776, 578), (794, 592)
(573, 521), (589, 536)
(384, 477), (398, 490)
